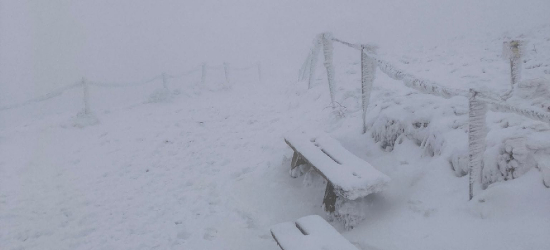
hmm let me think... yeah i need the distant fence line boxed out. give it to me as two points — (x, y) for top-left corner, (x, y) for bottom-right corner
(300, 32), (550, 200)
(0, 62), (262, 113)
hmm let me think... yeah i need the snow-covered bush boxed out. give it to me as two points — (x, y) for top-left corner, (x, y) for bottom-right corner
(148, 88), (173, 103)
(72, 111), (99, 128)
(364, 77), (550, 187)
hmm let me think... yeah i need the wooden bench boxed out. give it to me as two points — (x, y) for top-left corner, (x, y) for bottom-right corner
(271, 215), (358, 250)
(284, 132), (390, 229)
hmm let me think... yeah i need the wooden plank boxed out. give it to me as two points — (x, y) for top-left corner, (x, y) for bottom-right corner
(284, 132), (390, 200)
(270, 215), (359, 250)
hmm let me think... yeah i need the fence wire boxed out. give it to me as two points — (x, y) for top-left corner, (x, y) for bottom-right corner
(330, 34), (550, 124)
(0, 83), (81, 111)
(0, 62), (256, 112)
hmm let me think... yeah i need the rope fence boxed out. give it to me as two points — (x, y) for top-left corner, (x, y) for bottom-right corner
(0, 61), (262, 117)
(301, 32), (550, 200)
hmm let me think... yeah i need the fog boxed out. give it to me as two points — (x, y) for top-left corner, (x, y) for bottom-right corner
(1, 0), (549, 104)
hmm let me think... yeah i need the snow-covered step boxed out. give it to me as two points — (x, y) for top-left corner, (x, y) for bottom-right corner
(284, 132), (390, 228)
(271, 215), (358, 250)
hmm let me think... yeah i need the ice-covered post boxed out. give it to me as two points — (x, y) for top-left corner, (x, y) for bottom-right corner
(321, 32), (336, 108)
(503, 40), (523, 90)
(308, 36), (322, 89)
(201, 63), (207, 85)
(81, 77), (90, 114)
(162, 72), (168, 90)
(299, 52), (312, 81)
(468, 89), (488, 200)
(361, 45), (376, 133)
(257, 62), (262, 83)
(223, 62), (230, 85)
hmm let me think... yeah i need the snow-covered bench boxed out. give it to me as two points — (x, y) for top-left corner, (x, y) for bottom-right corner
(271, 215), (358, 250)
(284, 132), (390, 228)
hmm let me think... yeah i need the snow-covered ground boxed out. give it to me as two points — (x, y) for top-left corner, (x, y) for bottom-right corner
(2, 24), (550, 250)
(2, 0), (550, 248)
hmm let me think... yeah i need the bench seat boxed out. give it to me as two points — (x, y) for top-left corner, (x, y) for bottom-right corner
(285, 132), (390, 200)
(271, 215), (358, 250)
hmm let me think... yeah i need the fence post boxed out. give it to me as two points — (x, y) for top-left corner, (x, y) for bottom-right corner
(308, 36), (322, 89)
(299, 52), (312, 81)
(257, 62), (262, 83)
(224, 62), (230, 85)
(509, 40), (522, 88)
(162, 72), (168, 90)
(201, 63), (207, 85)
(81, 77), (91, 114)
(321, 32), (336, 108)
(361, 45), (376, 133)
(468, 89), (488, 200)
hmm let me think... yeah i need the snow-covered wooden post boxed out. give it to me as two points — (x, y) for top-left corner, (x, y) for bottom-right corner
(503, 40), (523, 90)
(162, 72), (168, 90)
(223, 62), (230, 85)
(468, 89), (488, 200)
(361, 45), (376, 133)
(201, 63), (207, 85)
(308, 36), (322, 89)
(299, 52), (312, 81)
(81, 77), (90, 114)
(257, 62), (262, 83)
(321, 32), (336, 108)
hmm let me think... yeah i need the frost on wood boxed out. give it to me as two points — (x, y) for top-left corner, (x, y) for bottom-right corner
(468, 90), (488, 200)
(284, 132), (390, 200)
(308, 36), (322, 89)
(361, 46), (376, 133)
(322, 32), (336, 108)
(503, 40), (524, 90)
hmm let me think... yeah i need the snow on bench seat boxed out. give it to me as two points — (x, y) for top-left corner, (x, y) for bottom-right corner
(284, 132), (390, 200)
(271, 215), (359, 250)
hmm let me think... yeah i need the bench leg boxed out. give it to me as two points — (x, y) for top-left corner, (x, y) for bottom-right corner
(290, 151), (307, 178)
(323, 183), (361, 230)
(323, 182), (337, 213)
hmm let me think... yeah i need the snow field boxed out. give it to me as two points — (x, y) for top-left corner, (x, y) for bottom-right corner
(1, 25), (550, 250)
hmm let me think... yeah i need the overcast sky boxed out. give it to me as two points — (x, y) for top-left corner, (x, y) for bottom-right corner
(1, 0), (549, 103)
